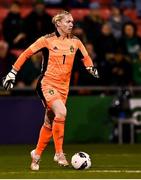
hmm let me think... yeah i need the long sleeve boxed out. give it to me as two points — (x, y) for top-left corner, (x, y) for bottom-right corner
(77, 40), (94, 67)
(13, 36), (48, 71)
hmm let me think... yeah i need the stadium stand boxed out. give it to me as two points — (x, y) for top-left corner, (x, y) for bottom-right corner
(123, 8), (138, 21)
(0, 1), (141, 54)
(0, 4), (139, 22)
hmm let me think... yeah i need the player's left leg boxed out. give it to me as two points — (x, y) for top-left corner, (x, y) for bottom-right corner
(51, 99), (69, 166)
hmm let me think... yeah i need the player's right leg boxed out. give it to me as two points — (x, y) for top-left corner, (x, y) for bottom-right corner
(31, 79), (55, 170)
(30, 109), (53, 171)
(30, 149), (40, 171)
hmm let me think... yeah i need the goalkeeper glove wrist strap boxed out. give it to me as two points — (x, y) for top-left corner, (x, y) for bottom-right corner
(11, 68), (17, 75)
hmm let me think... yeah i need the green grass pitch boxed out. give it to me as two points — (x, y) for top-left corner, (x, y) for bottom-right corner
(1, 144), (141, 178)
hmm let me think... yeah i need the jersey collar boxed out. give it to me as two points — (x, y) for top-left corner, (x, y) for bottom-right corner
(55, 29), (72, 39)
(55, 29), (60, 37)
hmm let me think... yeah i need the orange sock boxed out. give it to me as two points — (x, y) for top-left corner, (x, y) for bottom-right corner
(35, 124), (52, 156)
(52, 117), (65, 153)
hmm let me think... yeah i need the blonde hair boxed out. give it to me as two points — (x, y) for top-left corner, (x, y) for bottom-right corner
(52, 10), (71, 26)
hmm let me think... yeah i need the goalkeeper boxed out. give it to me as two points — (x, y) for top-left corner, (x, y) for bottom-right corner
(2, 10), (99, 170)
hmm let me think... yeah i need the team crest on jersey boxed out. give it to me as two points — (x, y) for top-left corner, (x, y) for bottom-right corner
(70, 45), (74, 53)
(48, 89), (54, 95)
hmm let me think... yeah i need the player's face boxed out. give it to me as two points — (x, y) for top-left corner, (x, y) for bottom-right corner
(59, 14), (74, 35)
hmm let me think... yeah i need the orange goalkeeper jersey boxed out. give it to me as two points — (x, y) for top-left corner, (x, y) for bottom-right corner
(13, 31), (94, 94)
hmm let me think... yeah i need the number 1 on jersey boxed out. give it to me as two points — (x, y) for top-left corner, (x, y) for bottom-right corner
(63, 55), (66, 64)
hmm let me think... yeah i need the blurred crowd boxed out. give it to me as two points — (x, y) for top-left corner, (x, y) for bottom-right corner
(1, 0), (141, 90)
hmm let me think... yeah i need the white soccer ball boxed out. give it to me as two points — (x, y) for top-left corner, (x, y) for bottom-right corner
(71, 152), (91, 170)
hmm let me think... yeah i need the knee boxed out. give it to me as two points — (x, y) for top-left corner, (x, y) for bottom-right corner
(56, 108), (67, 119)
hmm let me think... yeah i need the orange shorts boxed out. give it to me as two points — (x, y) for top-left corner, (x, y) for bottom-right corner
(41, 84), (67, 108)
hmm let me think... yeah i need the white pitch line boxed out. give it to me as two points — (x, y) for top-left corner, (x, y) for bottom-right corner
(88, 170), (141, 173)
(1, 170), (141, 174)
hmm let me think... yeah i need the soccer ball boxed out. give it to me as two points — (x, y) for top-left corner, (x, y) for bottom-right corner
(71, 152), (91, 170)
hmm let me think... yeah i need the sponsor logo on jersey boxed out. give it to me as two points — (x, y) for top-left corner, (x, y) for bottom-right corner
(53, 46), (58, 50)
